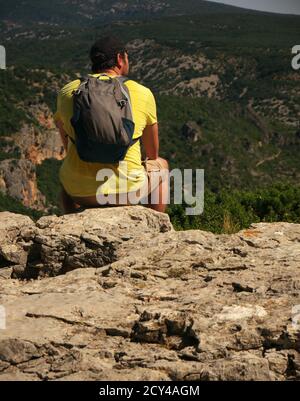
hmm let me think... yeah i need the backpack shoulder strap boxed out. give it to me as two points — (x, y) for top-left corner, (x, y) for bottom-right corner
(71, 75), (90, 96)
(115, 77), (141, 145)
(79, 75), (90, 82)
(68, 77), (90, 144)
(117, 76), (130, 85)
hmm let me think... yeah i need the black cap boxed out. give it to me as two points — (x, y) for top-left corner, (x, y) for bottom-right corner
(90, 36), (127, 72)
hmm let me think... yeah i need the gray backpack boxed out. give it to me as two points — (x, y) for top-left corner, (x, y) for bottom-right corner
(70, 74), (137, 163)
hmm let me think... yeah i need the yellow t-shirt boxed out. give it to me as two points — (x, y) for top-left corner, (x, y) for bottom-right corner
(54, 74), (157, 197)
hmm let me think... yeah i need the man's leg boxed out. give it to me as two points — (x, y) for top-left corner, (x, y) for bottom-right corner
(60, 187), (82, 214)
(61, 158), (169, 213)
(144, 158), (169, 213)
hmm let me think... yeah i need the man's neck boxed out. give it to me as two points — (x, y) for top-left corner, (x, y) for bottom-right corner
(97, 68), (121, 77)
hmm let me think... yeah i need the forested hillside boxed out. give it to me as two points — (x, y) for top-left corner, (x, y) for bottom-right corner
(0, 0), (299, 232)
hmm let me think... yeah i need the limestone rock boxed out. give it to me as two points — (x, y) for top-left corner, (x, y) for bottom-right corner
(10, 206), (173, 278)
(181, 121), (203, 143)
(0, 207), (299, 381)
(0, 159), (46, 210)
(0, 212), (35, 269)
(12, 122), (65, 165)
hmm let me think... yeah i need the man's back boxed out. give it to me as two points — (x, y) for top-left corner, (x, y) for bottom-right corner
(54, 74), (158, 197)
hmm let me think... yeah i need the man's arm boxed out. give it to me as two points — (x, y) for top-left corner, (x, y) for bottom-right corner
(142, 123), (159, 160)
(55, 119), (68, 152)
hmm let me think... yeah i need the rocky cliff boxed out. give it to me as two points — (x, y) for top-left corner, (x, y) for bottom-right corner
(0, 206), (299, 381)
(0, 102), (65, 211)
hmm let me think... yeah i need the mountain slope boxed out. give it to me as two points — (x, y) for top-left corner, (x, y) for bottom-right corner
(0, 0), (299, 218)
(0, 0), (254, 25)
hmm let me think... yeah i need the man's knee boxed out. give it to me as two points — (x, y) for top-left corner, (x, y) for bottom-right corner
(157, 157), (169, 170)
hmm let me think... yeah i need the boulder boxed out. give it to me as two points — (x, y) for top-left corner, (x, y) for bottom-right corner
(8, 206), (172, 279)
(0, 207), (299, 381)
(0, 212), (35, 269)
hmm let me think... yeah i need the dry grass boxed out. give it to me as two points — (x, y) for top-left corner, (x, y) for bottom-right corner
(223, 211), (240, 234)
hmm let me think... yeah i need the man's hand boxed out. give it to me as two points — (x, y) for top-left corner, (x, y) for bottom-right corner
(142, 123), (159, 160)
(55, 119), (68, 151)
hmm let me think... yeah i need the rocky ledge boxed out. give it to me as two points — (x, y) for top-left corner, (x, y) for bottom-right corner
(0, 206), (299, 381)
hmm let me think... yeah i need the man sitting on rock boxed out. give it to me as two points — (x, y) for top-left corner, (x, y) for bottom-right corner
(55, 36), (169, 214)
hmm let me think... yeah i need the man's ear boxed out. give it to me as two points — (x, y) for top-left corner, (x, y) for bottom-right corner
(116, 53), (123, 68)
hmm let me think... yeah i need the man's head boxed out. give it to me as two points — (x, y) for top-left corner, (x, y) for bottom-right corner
(90, 36), (129, 75)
